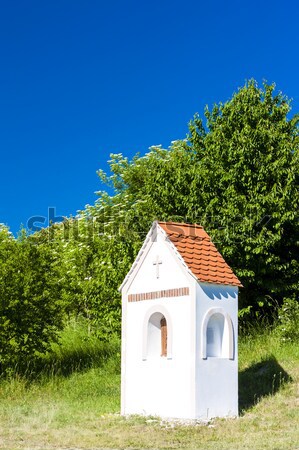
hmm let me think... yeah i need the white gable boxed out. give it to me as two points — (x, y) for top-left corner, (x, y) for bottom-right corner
(121, 223), (194, 295)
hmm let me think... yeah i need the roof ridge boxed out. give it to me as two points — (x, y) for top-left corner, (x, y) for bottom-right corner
(157, 220), (203, 228)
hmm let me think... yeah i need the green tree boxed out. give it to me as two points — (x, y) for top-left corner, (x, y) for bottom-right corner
(0, 230), (65, 373)
(188, 80), (299, 313)
(21, 79), (296, 339)
(92, 80), (299, 318)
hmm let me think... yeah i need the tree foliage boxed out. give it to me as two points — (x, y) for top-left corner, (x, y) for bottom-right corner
(188, 81), (299, 312)
(90, 80), (299, 317)
(0, 228), (65, 372)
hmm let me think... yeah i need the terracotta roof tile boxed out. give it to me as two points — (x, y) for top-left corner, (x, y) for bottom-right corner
(158, 221), (242, 287)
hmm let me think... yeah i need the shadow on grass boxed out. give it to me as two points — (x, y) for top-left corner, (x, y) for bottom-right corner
(2, 339), (121, 381)
(239, 355), (292, 414)
(40, 342), (121, 378)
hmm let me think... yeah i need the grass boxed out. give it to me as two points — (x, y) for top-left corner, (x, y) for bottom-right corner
(0, 319), (298, 450)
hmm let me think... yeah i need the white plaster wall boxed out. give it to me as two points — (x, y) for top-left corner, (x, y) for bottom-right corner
(123, 296), (196, 418)
(121, 229), (197, 418)
(195, 283), (238, 419)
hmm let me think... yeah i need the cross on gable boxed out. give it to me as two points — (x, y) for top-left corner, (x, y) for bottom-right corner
(153, 255), (162, 278)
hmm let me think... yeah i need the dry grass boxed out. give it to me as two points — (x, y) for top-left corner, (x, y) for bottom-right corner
(0, 326), (298, 450)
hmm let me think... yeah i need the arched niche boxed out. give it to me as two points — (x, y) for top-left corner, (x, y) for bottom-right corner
(201, 307), (234, 360)
(142, 305), (173, 360)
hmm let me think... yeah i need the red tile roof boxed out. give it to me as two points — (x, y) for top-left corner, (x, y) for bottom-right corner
(158, 222), (242, 287)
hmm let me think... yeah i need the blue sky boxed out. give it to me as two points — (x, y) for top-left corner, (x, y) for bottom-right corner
(1, 0), (298, 234)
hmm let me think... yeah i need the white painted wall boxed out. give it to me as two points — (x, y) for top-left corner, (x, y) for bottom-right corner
(123, 296), (196, 418)
(195, 283), (238, 419)
(121, 227), (197, 418)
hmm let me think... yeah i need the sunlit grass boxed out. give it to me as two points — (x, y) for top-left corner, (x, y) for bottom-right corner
(0, 319), (298, 450)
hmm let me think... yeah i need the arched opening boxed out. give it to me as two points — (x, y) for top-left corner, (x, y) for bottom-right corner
(147, 312), (168, 358)
(142, 305), (172, 360)
(201, 308), (234, 360)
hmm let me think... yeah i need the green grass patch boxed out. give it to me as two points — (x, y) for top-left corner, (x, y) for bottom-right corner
(0, 320), (298, 450)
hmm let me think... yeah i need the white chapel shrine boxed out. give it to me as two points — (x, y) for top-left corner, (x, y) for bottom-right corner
(120, 221), (242, 420)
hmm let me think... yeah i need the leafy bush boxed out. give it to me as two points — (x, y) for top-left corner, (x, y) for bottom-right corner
(276, 297), (299, 342)
(0, 230), (65, 374)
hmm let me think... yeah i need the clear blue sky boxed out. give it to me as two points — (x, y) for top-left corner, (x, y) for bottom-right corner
(1, 0), (298, 234)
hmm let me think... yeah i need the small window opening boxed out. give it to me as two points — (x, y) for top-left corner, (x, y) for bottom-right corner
(147, 312), (168, 358)
(201, 308), (234, 360)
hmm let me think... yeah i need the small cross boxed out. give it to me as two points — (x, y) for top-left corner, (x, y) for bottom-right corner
(153, 255), (162, 279)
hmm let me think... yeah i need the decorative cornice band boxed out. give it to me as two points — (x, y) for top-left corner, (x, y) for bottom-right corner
(128, 287), (189, 302)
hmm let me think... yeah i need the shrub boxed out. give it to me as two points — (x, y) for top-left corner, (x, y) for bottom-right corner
(276, 297), (299, 342)
(0, 233), (65, 375)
